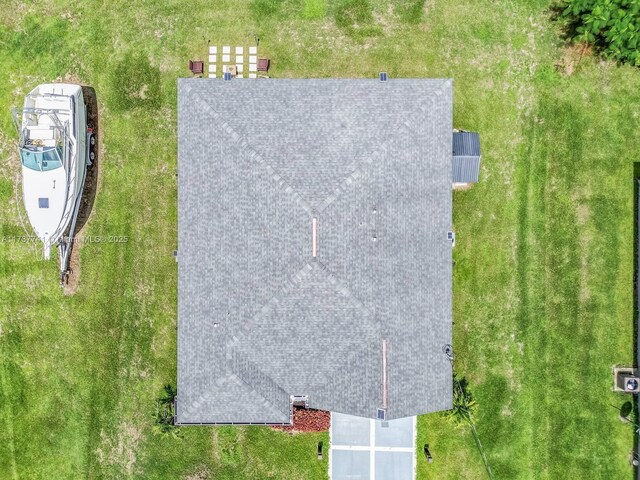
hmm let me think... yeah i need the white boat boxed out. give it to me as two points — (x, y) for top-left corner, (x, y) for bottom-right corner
(13, 83), (95, 284)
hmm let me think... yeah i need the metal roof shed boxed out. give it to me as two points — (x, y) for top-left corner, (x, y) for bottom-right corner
(452, 131), (481, 184)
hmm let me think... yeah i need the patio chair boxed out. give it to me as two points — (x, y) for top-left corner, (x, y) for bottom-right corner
(257, 58), (270, 72)
(189, 60), (204, 75)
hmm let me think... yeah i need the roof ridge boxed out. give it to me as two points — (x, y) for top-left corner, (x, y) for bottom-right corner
(317, 339), (381, 416)
(226, 261), (376, 353)
(314, 259), (371, 318)
(225, 260), (380, 405)
(226, 262), (314, 349)
(190, 86), (313, 215)
(229, 350), (291, 420)
(316, 121), (413, 214)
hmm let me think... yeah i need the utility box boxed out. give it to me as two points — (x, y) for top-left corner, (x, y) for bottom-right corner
(613, 367), (640, 393)
(617, 373), (640, 393)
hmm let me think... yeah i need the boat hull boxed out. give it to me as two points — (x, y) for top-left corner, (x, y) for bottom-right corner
(18, 83), (89, 259)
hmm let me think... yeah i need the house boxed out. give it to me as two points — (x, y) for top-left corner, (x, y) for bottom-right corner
(176, 78), (454, 424)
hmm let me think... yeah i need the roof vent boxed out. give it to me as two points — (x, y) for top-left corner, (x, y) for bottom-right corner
(291, 395), (309, 408)
(448, 231), (455, 247)
(223, 71), (232, 81)
(379, 72), (388, 82)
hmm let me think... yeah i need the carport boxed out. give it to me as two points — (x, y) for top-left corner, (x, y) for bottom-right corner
(329, 413), (416, 480)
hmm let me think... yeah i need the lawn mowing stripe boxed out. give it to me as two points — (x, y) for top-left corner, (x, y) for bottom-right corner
(0, 359), (19, 480)
(79, 194), (143, 478)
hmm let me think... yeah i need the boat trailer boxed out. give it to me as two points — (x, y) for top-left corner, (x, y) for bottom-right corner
(59, 127), (95, 286)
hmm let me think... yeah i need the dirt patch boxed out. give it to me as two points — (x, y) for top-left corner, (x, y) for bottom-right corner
(0, 128), (20, 176)
(579, 242), (592, 302)
(272, 408), (330, 433)
(577, 215), (594, 303)
(63, 85), (102, 294)
(210, 428), (222, 463)
(138, 84), (149, 100)
(95, 422), (143, 477)
(555, 43), (592, 77)
(63, 246), (81, 295)
(57, 72), (83, 85)
(0, 1), (29, 28)
(183, 465), (211, 480)
(575, 203), (590, 225)
(373, 4), (399, 36)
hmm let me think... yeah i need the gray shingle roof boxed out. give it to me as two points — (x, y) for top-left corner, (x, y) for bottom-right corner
(452, 131), (481, 183)
(177, 78), (453, 423)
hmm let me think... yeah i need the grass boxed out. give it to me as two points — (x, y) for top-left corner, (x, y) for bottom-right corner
(303, 0), (327, 19)
(0, 0), (639, 479)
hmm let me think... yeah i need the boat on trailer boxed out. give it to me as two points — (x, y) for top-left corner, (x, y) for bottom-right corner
(13, 83), (95, 285)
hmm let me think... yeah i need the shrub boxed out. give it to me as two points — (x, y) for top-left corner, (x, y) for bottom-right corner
(152, 384), (180, 438)
(446, 375), (477, 425)
(559, 0), (640, 65)
(445, 376), (494, 479)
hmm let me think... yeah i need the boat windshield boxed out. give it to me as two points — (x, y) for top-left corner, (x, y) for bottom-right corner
(20, 147), (63, 172)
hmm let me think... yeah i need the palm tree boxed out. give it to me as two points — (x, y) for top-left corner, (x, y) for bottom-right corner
(446, 375), (494, 480)
(447, 376), (477, 424)
(152, 384), (180, 438)
(160, 384), (177, 405)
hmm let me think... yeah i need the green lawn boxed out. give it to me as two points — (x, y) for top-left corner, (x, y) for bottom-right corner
(0, 0), (639, 479)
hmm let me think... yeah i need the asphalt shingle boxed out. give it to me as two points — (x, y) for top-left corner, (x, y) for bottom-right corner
(177, 78), (453, 423)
